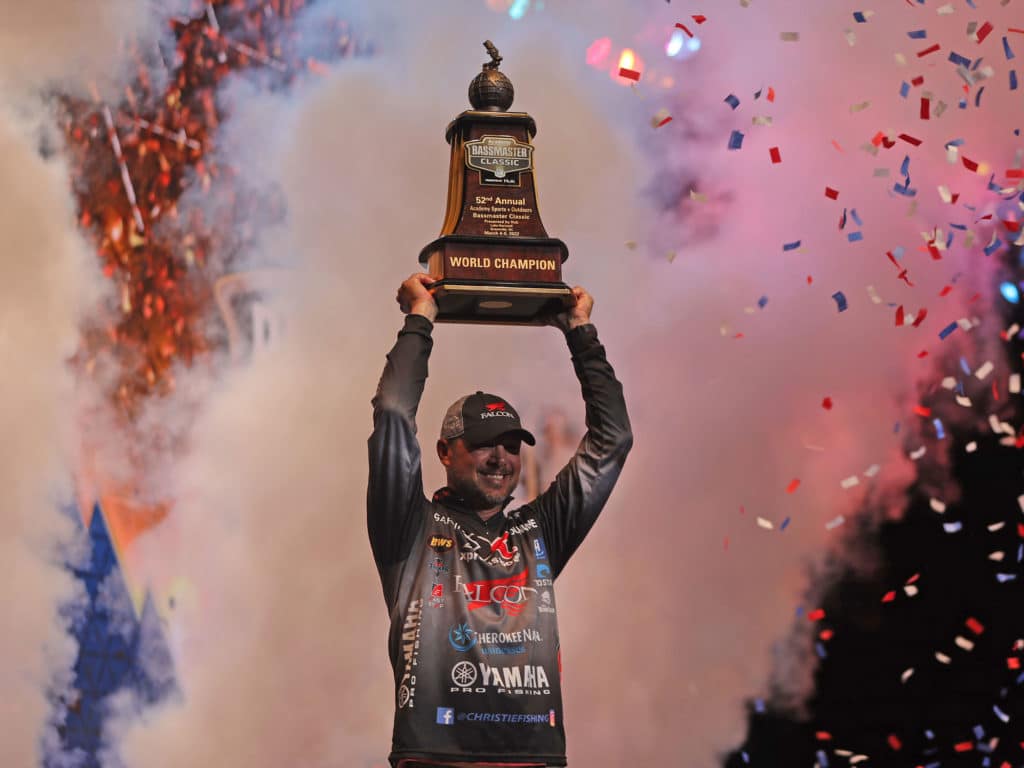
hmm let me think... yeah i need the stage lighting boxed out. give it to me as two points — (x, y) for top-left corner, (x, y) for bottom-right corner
(1000, 281), (1020, 304)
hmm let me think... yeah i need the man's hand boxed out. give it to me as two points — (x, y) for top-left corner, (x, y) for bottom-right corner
(543, 286), (593, 334)
(396, 273), (438, 323)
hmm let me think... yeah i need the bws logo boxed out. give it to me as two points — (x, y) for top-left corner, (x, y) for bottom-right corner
(430, 535), (454, 552)
(456, 570), (536, 616)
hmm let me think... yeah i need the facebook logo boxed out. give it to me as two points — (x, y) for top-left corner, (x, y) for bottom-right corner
(536, 563), (552, 580)
(437, 707), (455, 725)
(533, 537), (547, 559)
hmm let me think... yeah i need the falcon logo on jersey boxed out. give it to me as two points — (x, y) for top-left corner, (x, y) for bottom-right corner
(455, 570), (536, 616)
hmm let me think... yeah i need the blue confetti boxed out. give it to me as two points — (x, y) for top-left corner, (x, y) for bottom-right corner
(899, 81), (910, 98)
(795, 605), (804, 617)
(839, 208), (848, 229)
(1011, 71), (1019, 91)
(1005, 36), (1016, 61)
(893, 181), (917, 197)
(943, 521), (963, 533)
(992, 703), (1009, 721)
(972, 56), (983, 72)
(973, 724), (986, 740)
(1018, 543), (1023, 562)
(959, 98), (968, 109)
(742, 751), (750, 764)
(949, 51), (971, 68)
(975, 86), (985, 107)
(783, 240), (802, 251)
(996, 573), (1017, 583)
(899, 155), (911, 177)
(908, 29), (927, 39)
(815, 642), (827, 658)
(853, 11), (868, 22)
(781, 517), (791, 531)
(758, 295), (769, 308)
(987, 175), (1004, 193)
(847, 231), (864, 243)
(945, 230), (954, 249)
(832, 291), (848, 312)
(939, 322), (958, 340)
(754, 698), (766, 713)
(893, 245), (905, 260)
(933, 419), (945, 439)
(959, 357), (972, 375)
(850, 208), (863, 226)
(729, 130), (745, 149)
(950, 222), (967, 231)
(894, 421), (901, 433)
(925, 730), (935, 740)
(817, 751), (829, 768)
(725, 93), (740, 109)
(1009, 279), (1024, 303)
(945, 137), (965, 148)
(984, 237), (1005, 256)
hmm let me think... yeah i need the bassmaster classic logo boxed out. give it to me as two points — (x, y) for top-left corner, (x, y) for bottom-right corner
(464, 135), (534, 186)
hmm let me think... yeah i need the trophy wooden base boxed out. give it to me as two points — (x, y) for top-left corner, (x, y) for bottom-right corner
(419, 234), (573, 325)
(429, 279), (574, 325)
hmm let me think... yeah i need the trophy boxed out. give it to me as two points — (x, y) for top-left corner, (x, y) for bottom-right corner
(418, 41), (574, 324)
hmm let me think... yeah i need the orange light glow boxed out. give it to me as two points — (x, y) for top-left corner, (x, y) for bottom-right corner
(613, 48), (644, 85)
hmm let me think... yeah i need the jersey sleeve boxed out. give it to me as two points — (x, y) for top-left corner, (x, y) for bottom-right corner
(532, 324), (633, 578)
(367, 314), (434, 573)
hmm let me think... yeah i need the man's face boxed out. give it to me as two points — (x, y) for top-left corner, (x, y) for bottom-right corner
(438, 434), (522, 510)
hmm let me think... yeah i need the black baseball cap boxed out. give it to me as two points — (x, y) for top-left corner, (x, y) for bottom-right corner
(440, 391), (536, 447)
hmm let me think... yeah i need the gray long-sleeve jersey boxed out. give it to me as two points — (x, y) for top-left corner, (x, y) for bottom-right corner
(368, 314), (632, 767)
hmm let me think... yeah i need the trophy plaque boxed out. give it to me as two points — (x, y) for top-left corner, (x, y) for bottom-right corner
(418, 41), (574, 325)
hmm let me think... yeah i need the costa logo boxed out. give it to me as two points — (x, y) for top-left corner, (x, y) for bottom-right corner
(455, 570), (536, 616)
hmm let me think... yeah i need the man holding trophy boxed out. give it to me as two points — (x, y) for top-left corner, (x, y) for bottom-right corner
(367, 44), (632, 767)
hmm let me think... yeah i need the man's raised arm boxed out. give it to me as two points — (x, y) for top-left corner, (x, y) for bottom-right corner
(367, 274), (438, 577)
(531, 287), (633, 578)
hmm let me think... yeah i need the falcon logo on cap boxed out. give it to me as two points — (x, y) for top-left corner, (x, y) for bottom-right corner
(485, 401), (507, 411)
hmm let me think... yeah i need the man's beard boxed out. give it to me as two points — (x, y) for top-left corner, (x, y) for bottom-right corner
(448, 474), (508, 510)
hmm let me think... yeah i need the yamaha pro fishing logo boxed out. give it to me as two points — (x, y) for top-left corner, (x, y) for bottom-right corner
(465, 135), (534, 186)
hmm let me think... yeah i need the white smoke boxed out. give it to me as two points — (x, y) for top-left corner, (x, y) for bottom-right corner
(0, 1), (188, 766)
(114, 1), (1023, 767)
